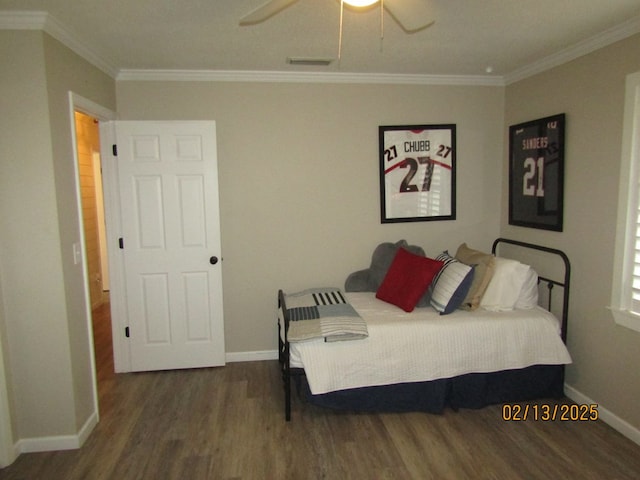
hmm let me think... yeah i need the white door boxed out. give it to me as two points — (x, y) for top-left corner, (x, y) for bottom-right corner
(113, 121), (224, 371)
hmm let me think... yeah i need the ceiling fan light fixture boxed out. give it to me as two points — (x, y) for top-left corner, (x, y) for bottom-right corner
(343, 0), (378, 7)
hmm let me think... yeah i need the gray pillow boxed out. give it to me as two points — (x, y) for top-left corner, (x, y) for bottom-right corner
(345, 240), (427, 293)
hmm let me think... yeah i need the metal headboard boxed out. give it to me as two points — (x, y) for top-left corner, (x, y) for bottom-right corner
(492, 238), (570, 343)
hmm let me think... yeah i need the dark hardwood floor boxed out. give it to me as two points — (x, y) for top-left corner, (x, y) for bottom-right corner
(1, 303), (640, 479)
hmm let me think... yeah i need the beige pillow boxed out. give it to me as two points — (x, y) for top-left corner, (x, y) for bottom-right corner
(454, 243), (495, 310)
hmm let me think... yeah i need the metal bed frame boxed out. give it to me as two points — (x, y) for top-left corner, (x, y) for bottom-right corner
(491, 237), (570, 343)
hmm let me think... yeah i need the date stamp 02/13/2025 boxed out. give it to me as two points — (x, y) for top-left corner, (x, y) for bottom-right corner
(502, 403), (599, 422)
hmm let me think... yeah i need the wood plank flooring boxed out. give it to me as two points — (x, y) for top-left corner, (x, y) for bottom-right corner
(1, 303), (639, 479)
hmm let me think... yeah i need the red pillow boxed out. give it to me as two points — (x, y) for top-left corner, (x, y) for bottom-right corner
(376, 248), (444, 312)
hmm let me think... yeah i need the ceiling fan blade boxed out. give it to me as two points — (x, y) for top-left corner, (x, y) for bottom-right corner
(239, 0), (300, 26)
(384, 0), (434, 32)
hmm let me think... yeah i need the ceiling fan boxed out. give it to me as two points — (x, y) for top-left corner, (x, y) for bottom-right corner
(239, 0), (434, 33)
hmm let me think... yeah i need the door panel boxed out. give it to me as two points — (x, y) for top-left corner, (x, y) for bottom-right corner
(134, 175), (165, 249)
(178, 176), (206, 246)
(114, 121), (225, 371)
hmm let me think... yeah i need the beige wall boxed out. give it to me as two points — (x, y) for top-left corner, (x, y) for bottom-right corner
(116, 80), (505, 353)
(0, 30), (116, 444)
(503, 34), (640, 429)
(0, 29), (75, 440)
(42, 32), (116, 438)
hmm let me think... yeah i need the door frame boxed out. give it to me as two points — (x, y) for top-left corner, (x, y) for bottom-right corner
(68, 92), (121, 416)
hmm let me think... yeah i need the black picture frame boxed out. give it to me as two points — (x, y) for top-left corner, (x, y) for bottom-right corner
(508, 114), (565, 231)
(379, 124), (456, 223)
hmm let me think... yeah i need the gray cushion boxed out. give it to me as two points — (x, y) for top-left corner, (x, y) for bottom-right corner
(345, 240), (426, 293)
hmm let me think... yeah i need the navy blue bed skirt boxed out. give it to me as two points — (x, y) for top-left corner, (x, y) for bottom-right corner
(297, 364), (565, 413)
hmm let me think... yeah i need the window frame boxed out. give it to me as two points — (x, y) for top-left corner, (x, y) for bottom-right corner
(610, 71), (640, 333)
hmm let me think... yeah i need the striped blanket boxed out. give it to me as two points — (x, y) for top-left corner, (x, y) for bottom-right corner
(284, 288), (368, 343)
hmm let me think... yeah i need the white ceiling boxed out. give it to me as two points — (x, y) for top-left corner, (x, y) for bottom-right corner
(2, 0), (640, 83)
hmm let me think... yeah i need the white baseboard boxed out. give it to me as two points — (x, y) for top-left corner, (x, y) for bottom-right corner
(77, 411), (98, 447)
(564, 383), (640, 446)
(15, 411), (98, 454)
(225, 350), (278, 363)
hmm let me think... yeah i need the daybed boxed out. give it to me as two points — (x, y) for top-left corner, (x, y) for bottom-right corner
(278, 238), (571, 421)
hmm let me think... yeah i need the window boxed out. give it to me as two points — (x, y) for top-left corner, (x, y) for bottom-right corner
(610, 71), (640, 332)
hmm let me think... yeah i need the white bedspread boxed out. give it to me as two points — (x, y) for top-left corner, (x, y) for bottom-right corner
(289, 292), (572, 395)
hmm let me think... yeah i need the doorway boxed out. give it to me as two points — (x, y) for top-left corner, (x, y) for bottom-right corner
(74, 111), (108, 309)
(73, 111), (115, 390)
(70, 98), (225, 407)
(69, 92), (117, 430)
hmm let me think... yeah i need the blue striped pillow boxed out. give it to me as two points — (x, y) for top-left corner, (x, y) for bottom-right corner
(429, 252), (475, 315)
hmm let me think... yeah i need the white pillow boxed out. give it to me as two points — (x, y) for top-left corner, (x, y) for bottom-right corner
(480, 257), (531, 311)
(515, 266), (539, 309)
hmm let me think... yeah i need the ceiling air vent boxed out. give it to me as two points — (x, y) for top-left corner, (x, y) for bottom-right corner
(287, 57), (333, 66)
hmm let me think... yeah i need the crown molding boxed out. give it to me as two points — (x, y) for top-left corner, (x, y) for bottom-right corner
(116, 68), (505, 86)
(505, 14), (640, 85)
(0, 10), (47, 29)
(0, 10), (118, 78)
(2, 10), (639, 86)
(0, 10), (502, 86)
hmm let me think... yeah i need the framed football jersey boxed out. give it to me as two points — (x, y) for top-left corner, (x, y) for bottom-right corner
(379, 124), (456, 223)
(509, 114), (565, 231)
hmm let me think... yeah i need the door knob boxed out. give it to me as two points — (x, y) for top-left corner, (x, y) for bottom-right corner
(209, 256), (219, 265)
